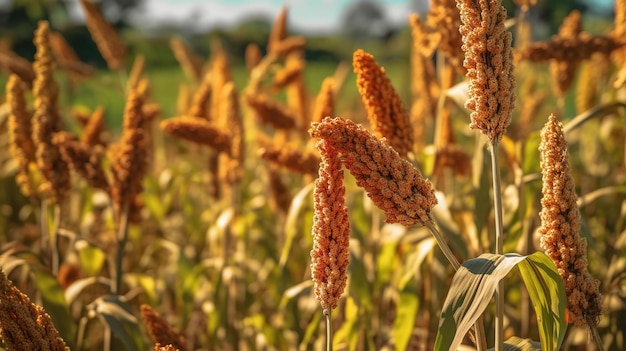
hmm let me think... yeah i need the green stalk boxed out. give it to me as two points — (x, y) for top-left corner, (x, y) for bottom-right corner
(425, 222), (486, 350)
(324, 309), (333, 351)
(490, 142), (505, 351)
(113, 199), (130, 295)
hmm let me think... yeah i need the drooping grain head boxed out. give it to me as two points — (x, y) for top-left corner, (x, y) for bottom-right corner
(538, 114), (603, 327)
(245, 42), (262, 71)
(210, 50), (232, 127)
(6, 74), (36, 198)
(220, 82), (245, 184)
(187, 71), (212, 120)
(0, 270), (69, 351)
(284, 53), (309, 132)
(428, 0), (464, 71)
(310, 117), (437, 226)
(79, 0), (127, 71)
(311, 77), (335, 124)
(32, 20), (71, 204)
(267, 6), (288, 55)
(353, 49), (414, 157)
(272, 56), (305, 91)
(0, 50), (35, 88)
(246, 94), (297, 130)
(80, 106), (106, 147)
(408, 13), (439, 128)
(141, 305), (187, 351)
(612, 0), (626, 67)
(49, 31), (96, 79)
(457, 0), (515, 144)
(170, 37), (204, 82)
(110, 89), (147, 215)
(550, 11), (583, 97)
(127, 54), (146, 92)
(54, 131), (109, 192)
(310, 139), (350, 311)
(160, 116), (231, 153)
(258, 136), (320, 175)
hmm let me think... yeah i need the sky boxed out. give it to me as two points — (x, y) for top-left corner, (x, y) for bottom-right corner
(126, 0), (419, 34)
(62, 0), (616, 35)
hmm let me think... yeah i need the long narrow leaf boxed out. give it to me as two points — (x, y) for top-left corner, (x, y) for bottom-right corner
(435, 253), (525, 350)
(434, 252), (566, 351)
(516, 252), (567, 351)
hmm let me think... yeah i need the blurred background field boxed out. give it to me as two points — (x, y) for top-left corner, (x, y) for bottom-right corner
(0, 0), (617, 128)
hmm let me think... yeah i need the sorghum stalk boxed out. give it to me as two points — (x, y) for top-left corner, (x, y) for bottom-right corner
(457, 0), (516, 349)
(310, 139), (350, 351)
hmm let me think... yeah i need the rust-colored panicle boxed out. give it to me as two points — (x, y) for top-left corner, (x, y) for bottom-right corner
(221, 82), (245, 182)
(32, 20), (70, 204)
(513, 0), (537, 10)
(521, 34), (625, 63)
(170, 37), (204, 82)
(187, 71), (212, 119)
(127, 54), (146, 92)
(80, 106), (106, 147)
(409, 13), (439, 132)
(246, 93), (297, 130)
(6, 74), (37, 197)
(268, 168), (292, 213)
(310, 139), (350, 311)
(427, 0), (464, 71)
(612, 0), (626, 67)
(272, 36), (307, 58)
(550, 11), (583, 97)
(0, 270), (69, 351)
(245, 42), (262, 71)
(267, 6), (288, 55)
(311, 77), (335, 124)
(457, 0), (515, 144)
(161, 116), (231, 153)
(538, 114), (603, 327)
(142, 103), (162, 123)
(54, 131), (109, 192)
(49, 31), (96, 77)
(210, 50), (232, 126)
(110, 90), (147, 214)
(154, 344), (181, 351)
(0, 50), (35, 88)
(79, 0), (127, 71)
(353, 49), (414, 157)
(310, 117), (437, 226)
(272, 57), (305, 91)
(176, 84), (191, 115)
(284, 53), (308, 132)
(141, 305), (187, 351)
(575, 54), (604, 115)
(258, 136), (320, 175)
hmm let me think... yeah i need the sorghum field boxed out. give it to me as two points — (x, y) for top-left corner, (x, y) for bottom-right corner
(1, 0), (626, 350)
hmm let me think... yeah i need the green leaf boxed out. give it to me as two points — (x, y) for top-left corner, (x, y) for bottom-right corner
(279, 182), (314, 268)
(488, 336), (542, 351)
(94, 296), (144, 351)
(75, 239), (106, 276)
(434, 252), (566, 351)
(516, 252), (567, 351)
(399, 236), (435, 289)
(392, 287), (419, 351)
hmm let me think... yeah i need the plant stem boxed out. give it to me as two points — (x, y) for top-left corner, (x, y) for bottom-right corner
(490, 142), (505, 351)
(113, 199), (130, 295)
(324, 309), (333, 351)
(425, 222), (460, 271)
(425, 222), (486, 350)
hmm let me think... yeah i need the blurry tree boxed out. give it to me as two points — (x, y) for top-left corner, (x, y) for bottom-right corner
(341, 0), (395, 41)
